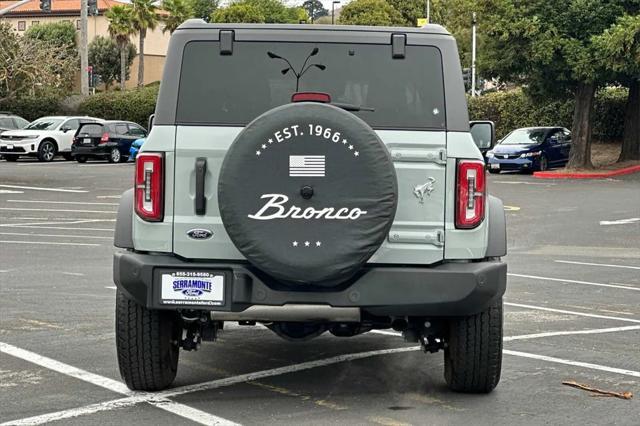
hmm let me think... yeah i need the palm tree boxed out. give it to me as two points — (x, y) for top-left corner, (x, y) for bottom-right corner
(161, 0), (194, 34)
(106, 5), (136, 91)
(131, 0), (159, 87)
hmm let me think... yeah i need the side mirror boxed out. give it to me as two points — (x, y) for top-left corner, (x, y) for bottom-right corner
(470, 121), (496, 150)
(147, 114), (155, 132)
(549, 135), (559, 144)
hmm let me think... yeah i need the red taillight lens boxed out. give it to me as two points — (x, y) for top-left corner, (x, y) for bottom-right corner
(135, 153), (164, 222)
(72, 137), (78, 145)
(100, 132), (109, 143)
(291, 92), (332, 103)
(455, 160), (486, 229)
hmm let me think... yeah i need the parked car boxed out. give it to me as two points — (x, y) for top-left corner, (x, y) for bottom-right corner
(128, 137), (145, 160)
(486, 127), (572, 173)
(0, 112), (29, 134)
(0, 116), (101, 162)
(112, 21), (507, 394)
(71, 121), (147, 163)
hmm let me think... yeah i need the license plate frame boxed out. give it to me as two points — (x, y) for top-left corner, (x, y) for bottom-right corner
(7, 144), (14, 149)
(83, 138), (92, 144)
(490, 163), (500, 170)
(160, 271), (225, 306)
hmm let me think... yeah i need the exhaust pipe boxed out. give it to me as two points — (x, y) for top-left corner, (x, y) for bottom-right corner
(210, 304), (361, 323)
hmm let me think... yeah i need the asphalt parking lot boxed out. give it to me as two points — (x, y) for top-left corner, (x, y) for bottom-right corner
(1, 158), (639, 425)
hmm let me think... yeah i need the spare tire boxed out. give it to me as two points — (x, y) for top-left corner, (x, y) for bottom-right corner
(218, 102), (397, 286)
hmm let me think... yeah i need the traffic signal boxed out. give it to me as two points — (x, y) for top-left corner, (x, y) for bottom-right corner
(88, 0), (98, 16)
(39, 0), (51, 13)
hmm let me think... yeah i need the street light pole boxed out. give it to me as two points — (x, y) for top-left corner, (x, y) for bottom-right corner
(80, 0), (89, 96)
(332, 1), (340, 25)
(471, 12), (477, 97)
(426, 0), (430, 23)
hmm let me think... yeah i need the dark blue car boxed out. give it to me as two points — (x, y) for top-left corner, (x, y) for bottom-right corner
(486, 127), (572, 173)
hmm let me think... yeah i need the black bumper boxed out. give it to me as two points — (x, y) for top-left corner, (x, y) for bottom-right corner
(71, 145), (113, 157)
(113, 251), (507, 318)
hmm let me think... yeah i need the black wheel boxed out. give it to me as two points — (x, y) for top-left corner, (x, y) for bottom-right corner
(76, 156), (87, 163)
(538, 154), (548, 172)
(4, 155), (19, 162)
(108, 148), (122, 163)
(115, 290), (181, 391)
(62, 153), (74, 161)
(444, 297), (503, 393)
(37, 140), (57, 162)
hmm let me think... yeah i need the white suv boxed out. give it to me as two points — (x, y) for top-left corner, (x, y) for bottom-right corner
(0, 116), (101, 162)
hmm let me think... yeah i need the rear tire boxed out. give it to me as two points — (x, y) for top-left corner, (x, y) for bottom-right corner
(108, 148), (121, 163)
(444, 298), (503, 393)
(37, 140), (57, 162)
(4, 155), (18, 162)
(538, 155), (548, 172)
(76, 156), (87, 163)
(115, 290), (181, 391)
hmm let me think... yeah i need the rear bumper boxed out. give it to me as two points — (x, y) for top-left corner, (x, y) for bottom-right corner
(487, 157), (538, 171)
(71, 145), (113, 157)
(114, 251), (507, 318)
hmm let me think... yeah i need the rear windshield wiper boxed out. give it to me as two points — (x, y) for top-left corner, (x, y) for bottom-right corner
(331, 102), (375, 112)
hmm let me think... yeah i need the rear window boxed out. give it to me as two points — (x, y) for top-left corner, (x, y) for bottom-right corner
(176, 41), (446, 130)
(78, 123), (104, 136)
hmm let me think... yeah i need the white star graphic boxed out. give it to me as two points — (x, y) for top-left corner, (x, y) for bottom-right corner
(268, 139), (274, 144)
(315, 241), (321, 247)
(256, 151), (261, 156)
(261, 144), (267, 149)
(354, 151), (359, 157)
(348, 145), (354, 150)
(342, 139), (348, 144)
(292, 241), (298, 247)
(304, 241), (310, 247)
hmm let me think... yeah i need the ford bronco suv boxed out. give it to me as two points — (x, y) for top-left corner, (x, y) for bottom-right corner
(113, 21), (507, 394)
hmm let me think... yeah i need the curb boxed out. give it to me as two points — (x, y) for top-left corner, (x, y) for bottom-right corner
(533, 165), (640, 179)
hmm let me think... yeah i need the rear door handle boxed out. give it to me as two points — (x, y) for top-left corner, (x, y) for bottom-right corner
(195, 157), (207, 215)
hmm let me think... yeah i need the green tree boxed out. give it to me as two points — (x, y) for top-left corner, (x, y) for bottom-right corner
(339, 0), (404, 26)
(594, 13), (640, 162)
(302, 0), (328, 21)
(480, 0), (630, 169)
(190, 0), (218, 22)
(89, 36), (136, 90)
(24, 21), (77, 56)
(131, 0), (159, 87)
(162, 0), (195, 33)
(107, 4), (137, 90)
(212, 0), (307, 24)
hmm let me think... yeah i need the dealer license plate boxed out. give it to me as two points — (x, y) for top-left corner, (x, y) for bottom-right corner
(490, 163), (500, 169)
(7, 144), (14, 149)
(160, 271), (224, 306)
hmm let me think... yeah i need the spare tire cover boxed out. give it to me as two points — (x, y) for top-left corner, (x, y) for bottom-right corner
(218, 103), (397, 285)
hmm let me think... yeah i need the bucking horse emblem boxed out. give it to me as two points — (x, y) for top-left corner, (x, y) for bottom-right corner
(413, 178), (436, 204)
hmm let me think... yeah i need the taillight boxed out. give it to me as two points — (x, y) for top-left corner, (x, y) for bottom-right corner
(455, 160), (486, 229)
(291, 92), (331, 103)
(100, 132), (109, 143)
(135, 153), (164, 222)
(72, 137), (78, 145)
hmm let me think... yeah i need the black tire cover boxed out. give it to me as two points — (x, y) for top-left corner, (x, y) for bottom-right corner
(218, 102), (397, 285)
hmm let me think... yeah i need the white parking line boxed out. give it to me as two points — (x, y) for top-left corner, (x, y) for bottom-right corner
(599, 218), (640, 226)
(503, 325), (640, 341)
(0, 185), (87, 193)
(6, 225), (114, 232)
(508, 273), (639, 291)
(503, 350), (640, 378)
(554, 260), (640, 270)
(7, 200), (119, 206)
(0, 208), (116, 214)
(505, 302), (640, 324)
(0, 219), (114, 228)
(0, 342), (240, 426)
(0, 240), (101, 247)
(0, 232), (113, 240)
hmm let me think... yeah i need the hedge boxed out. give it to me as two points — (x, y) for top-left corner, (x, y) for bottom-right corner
(468, 88), (627, 141)
(77, 85), (159, 128)
(0, 95), (64, 121)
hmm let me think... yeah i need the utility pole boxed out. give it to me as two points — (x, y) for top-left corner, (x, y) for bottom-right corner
(471, 12), (477, 97)
(332, 1), (340, 25)
(80, 0), (89, 96)
(426, 0), (430, 23)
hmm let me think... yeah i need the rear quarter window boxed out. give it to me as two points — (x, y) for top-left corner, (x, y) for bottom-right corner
(176, 41), (446, 130)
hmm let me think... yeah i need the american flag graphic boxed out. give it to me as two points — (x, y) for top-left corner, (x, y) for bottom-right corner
(289, 155), (326, 177)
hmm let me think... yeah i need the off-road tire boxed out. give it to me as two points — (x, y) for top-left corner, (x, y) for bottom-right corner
(115, 290), (181, 391)
(37, 140), (57, 162)
(444, 297), (503, 393)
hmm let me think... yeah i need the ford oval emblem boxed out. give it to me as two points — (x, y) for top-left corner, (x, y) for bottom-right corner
(187, 229), (213, 240)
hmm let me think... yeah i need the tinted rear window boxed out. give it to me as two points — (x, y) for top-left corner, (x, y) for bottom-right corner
(78, 123), (104, 136)
(177, 41), (446, 130)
